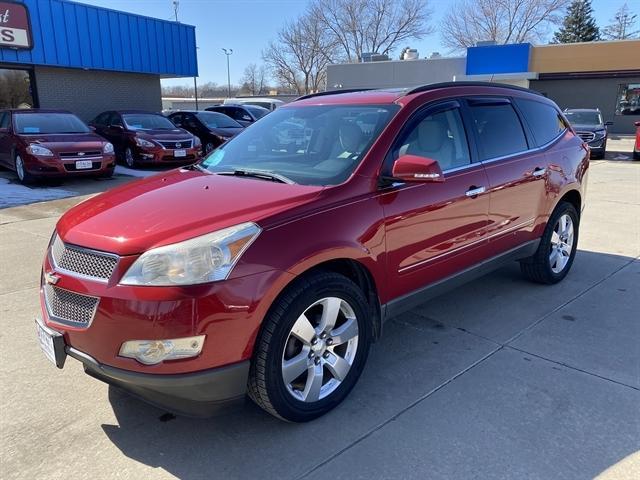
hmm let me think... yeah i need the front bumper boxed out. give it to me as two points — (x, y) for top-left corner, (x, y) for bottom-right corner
(23, 153), (116, 176)
(136, 146), (201, 164)
(68, 346), (249, 416)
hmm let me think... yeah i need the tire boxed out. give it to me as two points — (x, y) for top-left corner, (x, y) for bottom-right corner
(248, 272), (372, 422)
(124, 147), (137, 168)
(633, 149), (640, 161)
(14, 154), (36, 185)
(204, 142), (215, 155)
(520, 201), (579, 284)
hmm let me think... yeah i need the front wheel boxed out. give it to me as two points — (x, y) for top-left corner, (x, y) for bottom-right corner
(124, 148), (137, 168)
(520, 201), (579, 284)
(248, 272), (372, 422)
(14, 154), (36, 184)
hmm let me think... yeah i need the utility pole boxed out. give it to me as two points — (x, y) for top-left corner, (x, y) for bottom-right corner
(222, 48), (233, 98)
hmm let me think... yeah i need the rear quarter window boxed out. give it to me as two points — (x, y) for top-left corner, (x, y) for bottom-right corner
(468, 102), (528, 160)
(515, 98), (567, 147)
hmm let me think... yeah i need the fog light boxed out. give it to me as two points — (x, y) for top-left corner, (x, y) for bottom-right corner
(119, 335), (205, 365)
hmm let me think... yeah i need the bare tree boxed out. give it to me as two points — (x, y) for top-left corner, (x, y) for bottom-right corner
(311, 0), (433, 62)
(0, 70), (32, 108)
(263, 13), (337, 94)
(602, 3), (639, 40)
(441, 0), (570, 52)
(241, 63), (267, 95)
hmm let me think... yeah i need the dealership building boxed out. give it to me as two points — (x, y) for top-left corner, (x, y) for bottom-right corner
(0, 0), (197, 121)
(327, 40), (640, 134)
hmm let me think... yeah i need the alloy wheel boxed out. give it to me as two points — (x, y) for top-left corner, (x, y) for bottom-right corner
(15, 155), (25, 181)
(125, 148), (135, 168)
(549, 213), (574, 274)
(281, 297), (359, 403)
(205, 143), (214, 154)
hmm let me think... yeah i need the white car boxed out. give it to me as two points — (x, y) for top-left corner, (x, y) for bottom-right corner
(223, 97), (285, 111)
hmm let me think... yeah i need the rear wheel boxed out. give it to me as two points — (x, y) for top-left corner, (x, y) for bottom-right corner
(520, 201), (579, 284)
(248, 272), (372, 422)
(633, 149), (640, 160)
(204, 142), (215, 154)
(14, 154), (35, 185)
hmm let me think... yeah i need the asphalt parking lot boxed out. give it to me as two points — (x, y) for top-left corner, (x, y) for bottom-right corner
(1, 139), (638, 480)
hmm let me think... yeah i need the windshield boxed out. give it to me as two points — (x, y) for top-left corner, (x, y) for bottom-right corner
(200, 104), (399, 186)
(195, 112), (242, 129)
(14, 113), (90, 134)
(246, 106), (269, 119)
(123, 114), (176, 131)
(565, 111), (603, 126)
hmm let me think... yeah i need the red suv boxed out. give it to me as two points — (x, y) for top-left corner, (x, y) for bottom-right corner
(36, 83), (589, 422)
(0, 109), (116, 183)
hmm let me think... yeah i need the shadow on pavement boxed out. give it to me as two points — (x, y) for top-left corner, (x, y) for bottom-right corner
(99, 249), (639, 480)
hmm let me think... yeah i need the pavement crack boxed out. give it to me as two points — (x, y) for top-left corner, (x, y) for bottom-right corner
(295, 345), (503, 480)
(505, 345), (640, 391)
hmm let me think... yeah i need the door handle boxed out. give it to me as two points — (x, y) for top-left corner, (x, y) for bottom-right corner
(532, 167), (547, 177)
(465, 186), (486, 197)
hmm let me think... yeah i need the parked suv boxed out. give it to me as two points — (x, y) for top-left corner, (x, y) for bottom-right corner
(564, 108), (612, 159)
(0, 109), (115, 184)
(90, 110), (201, 168)
(36, 83), (589, 422)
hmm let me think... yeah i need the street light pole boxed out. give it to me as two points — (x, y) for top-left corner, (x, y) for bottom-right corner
(222, 48), (233, 98)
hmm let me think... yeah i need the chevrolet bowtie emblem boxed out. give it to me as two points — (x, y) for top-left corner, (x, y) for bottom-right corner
(77, 152), (85, 156)
(44, 271), (60, 285)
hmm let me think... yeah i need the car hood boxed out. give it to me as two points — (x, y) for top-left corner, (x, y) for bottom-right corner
(210, 127), (243, 138)
(134, 128), (192, 140)
(56, 168), (324, 255)
(19, 132), (107, 150)
(570, 124), (604, 131)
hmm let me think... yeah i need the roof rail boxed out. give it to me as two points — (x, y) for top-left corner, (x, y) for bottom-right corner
(404, 81), (543, 97)
(295, 88), (374, 102)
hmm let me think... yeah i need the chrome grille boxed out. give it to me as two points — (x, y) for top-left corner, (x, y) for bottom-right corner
(158, 139), (193, 149)
(51, 235), (118, 281)
(44, 283), (99, 328)
(59, 151), (103, 158)
(576, 131), (596, 142)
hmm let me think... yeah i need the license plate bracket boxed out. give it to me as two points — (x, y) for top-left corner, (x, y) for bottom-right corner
(76, 160), (93, 170)
(35, 318), (66, 369)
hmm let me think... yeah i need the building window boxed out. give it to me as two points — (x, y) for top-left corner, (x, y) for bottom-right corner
(615, 83), (640, 116)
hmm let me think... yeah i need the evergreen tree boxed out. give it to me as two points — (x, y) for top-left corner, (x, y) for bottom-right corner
(553, 0), (600, 43)
(602, 3), (639, 40)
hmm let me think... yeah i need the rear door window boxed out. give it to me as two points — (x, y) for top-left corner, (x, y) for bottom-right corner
(468, 101), (528, 160)
(515, 99), (567, 146)
(0, 112), (8, 129)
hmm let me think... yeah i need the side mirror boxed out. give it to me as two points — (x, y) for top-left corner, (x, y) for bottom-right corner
(635, 121), (640, 127)
(109, 124), (124, 132)
(391, 154), (444, 183)
(88, 125), (96, 132)
(604, 121), (613, 126)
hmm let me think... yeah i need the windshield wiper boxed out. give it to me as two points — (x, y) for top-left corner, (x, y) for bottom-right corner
(217, 169), (296, 184)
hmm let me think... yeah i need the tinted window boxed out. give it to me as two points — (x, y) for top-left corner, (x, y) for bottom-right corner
(93, 112), (110, 126)
(516, 99), (567, 146)
(195, 112), (242, 129)
(201, 104), (398, 186)
(123, 114), (176, 130)
(245, 106), (268, 119)
(169, 113), (183, 125)
(14, 113), (90, 134)
(468, 103), (528, 160)
(395, 107), (471, 171)
(0, 112), (9, 129)
(108, 112), (123, 127)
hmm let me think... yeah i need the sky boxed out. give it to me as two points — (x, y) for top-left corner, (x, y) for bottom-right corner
(80, 0), (638, 88)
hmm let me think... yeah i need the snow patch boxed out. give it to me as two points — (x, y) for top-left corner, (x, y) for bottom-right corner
(0, 178), (77, 209)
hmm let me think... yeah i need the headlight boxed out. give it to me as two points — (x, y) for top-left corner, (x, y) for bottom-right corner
(135, 137), (156, 148)
(119, 335), (205, 365)
(103, 142), (114, 154)
(27, 144), (54, 156)
(193, 136), (201, 147)
(594, 129), (606, 138)
(120, 222), (261, 286)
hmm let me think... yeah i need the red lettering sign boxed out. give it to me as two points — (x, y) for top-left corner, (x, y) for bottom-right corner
(0, 1), (32, 49)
